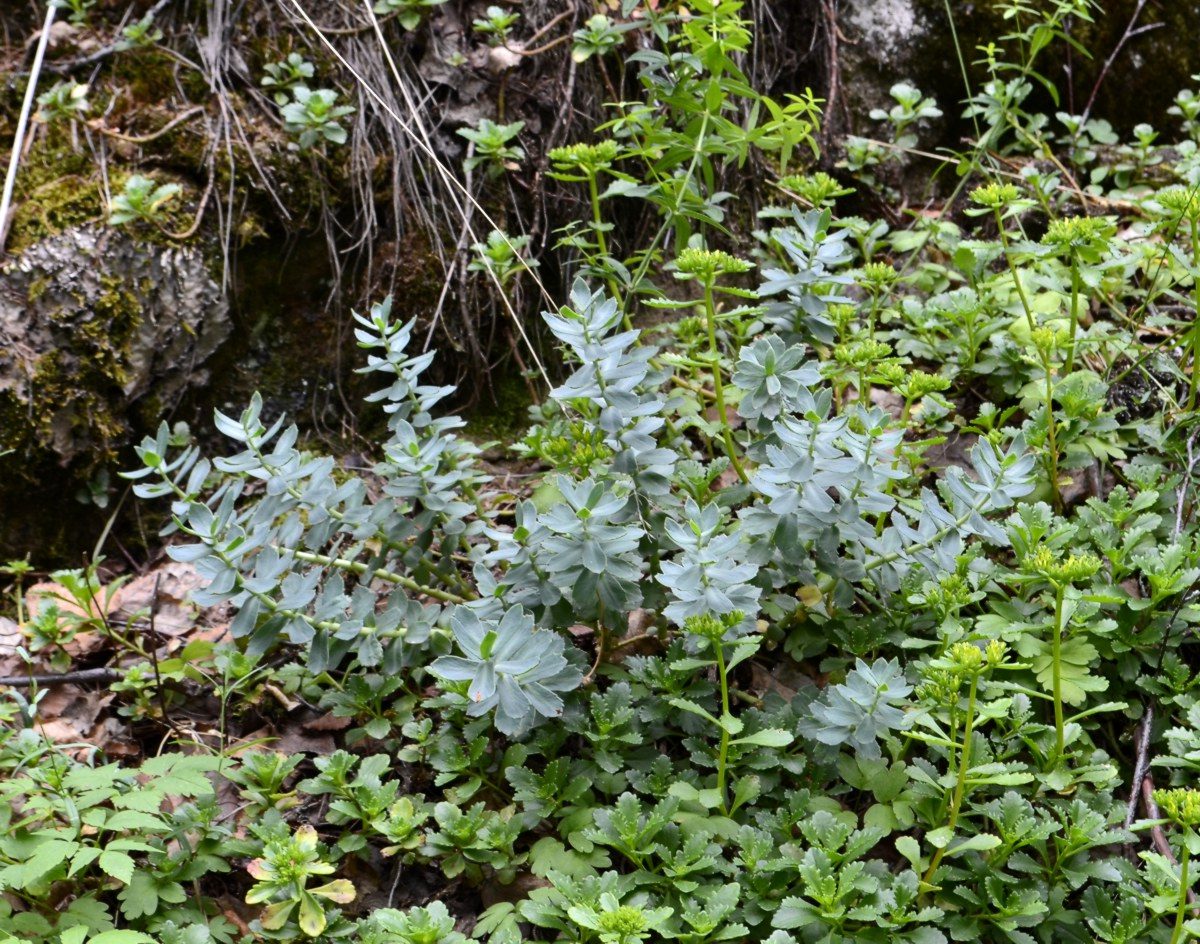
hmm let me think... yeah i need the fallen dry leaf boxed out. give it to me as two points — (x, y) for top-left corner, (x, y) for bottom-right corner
(302, 712), (353, 732)
(110, 562), (205, 637)
(0, 617), (23, 675)
(87, 716), (140, 758)
(27, 581), (108, 620)
(35, 684), (112, 744)
(240, 726), (336, 756)
(749, 661), (816, 702)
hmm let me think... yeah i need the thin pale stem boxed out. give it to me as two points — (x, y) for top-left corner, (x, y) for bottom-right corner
(702, 284), (750, 485)
(588, 170), (629, 330)
(1050, 584), (1067, 765)
(922, 671), (980, 888)
(1172, 844), (1191, 944)
(1066, 255), (1081, 374)
(715, 639), (732, 815)
(288, 549), (468, 604)
(994, 207), (1038, 334)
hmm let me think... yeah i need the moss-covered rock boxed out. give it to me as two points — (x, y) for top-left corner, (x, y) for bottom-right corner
(832, 0), (1200, 146)
(0, 221), (230, 554)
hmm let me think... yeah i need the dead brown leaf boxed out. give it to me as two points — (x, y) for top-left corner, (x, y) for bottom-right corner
(27, 581), (107, 620)
(35, 684), (112, 744)
(749, 661), (816, 702)
(110, 562), (205, 637)
(240, 726), (337, 756)
(302, 713), (353, 732)
(87, 716), (140, 758)
(0, 617), (24, 675)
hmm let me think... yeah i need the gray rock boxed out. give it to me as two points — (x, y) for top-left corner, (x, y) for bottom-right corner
(0, 223), (229, 464)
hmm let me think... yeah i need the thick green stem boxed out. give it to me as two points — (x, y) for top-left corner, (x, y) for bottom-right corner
(922, 671), (980, 888)
(702, 283), (750, 485)
(1171, 844), (1191, 944)
(1066, 255), (1081, 374)
(994, 207), (1038, 334)
(1050, 584), (1067, 765)
(715, 639), (732, 814)
(289, 549), (469, 604)
(588, 171), (629, 330)
(1041, 349), (1063, 514)
(1189, 218), (1200, 412)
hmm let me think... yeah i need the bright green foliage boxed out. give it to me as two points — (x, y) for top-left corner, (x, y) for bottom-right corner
(472, 6), (520, 45)
(17, 1), (1200, 943)
(34, 82), (89, 124)
(261, 54), (315, 106)
(117, 13), (163, 50)
(245, 824), (355, 937)
(469, 229), (537, 286)
(51, 0), (94, 26)
(458, 119), (526, 175)
(108, 176), (182, 226)
(280, 87), (355, 150)
(372, 0), (447, 31)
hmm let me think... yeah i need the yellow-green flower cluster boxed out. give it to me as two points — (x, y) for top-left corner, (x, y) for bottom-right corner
(598, 906), (652, 937)
(969, 181), (1022, 210)
(1040, 215), (1114, 254)
(1022, 546), (1102, 586)
(834, 339), (894, 370)
(683, 611), (744, 642)
(548, 139), (620, 174)
(1154, 788), (1200, 828)
(861, 261), (899, 291)
(895, 369), (951, 401)
(780, 171), (855, 206)
(674, 248), (754, 283)
(947, 642), (984, 673)
(1156, 186), (1200, 222)
(946, 639), (1007, 675)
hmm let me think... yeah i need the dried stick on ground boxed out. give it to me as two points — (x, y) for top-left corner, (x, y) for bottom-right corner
(0, 668), (123, 687)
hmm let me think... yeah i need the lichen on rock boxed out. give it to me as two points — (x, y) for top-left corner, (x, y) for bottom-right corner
(0, 223), (230, 465)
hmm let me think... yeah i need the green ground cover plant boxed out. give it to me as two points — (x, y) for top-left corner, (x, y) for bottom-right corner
(10, 1), (1200, 943)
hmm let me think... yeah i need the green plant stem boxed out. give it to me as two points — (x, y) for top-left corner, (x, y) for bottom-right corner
(994, 207), (1038, 334)
(587, 170), (629, 330)
(1189, 217), (1200, 412)
(1172, 844), (1191, 944)
(288, 549), (469, 604)
(1040, 348), (1063, 513)
(922, 671), (980, 889)
(702, 283), (750, 485)
(1050, 583), (1067, 766)
(1066, 254), (1081, 374)
(714, 638), (732, 815)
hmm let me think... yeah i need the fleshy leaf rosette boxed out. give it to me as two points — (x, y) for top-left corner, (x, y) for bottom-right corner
(430, 606), (582, 734)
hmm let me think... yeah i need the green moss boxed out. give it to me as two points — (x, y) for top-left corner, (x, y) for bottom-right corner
(0, 269), (144, 461)
(7, 173), (105, 254)
(464, 369), (535, 443)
